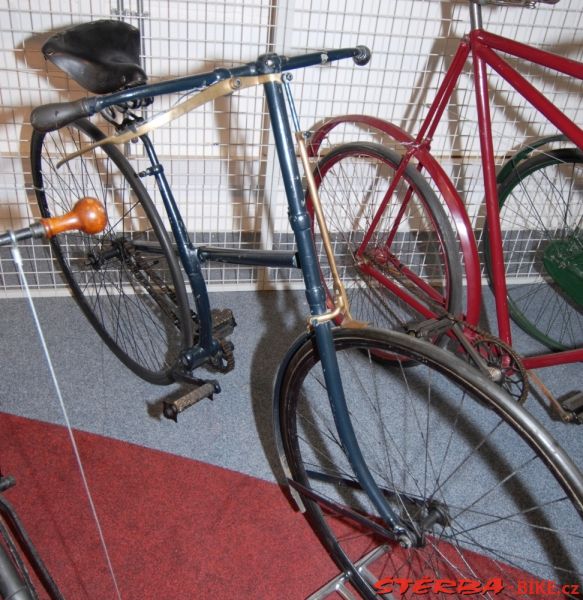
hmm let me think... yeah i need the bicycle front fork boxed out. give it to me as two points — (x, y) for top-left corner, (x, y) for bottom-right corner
(260, 56), (413, 544)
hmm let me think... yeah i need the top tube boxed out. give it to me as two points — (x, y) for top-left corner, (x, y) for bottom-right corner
(30, 46), (370, 134)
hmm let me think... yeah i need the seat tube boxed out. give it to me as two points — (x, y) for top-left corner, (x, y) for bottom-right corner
(140, 133), (215, 350)
(260, 60), (407, 539)
(472, 43), (513, 344)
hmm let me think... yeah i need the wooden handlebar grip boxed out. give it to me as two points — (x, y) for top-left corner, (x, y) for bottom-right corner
(40, 197), (107, 238)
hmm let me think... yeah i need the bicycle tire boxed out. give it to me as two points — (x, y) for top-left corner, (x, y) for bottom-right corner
(277, 327), (583, 599)
(486, 147), (583, 351)
(30, 119), (193, 384)
(0, 521), (36, 600)
(309, 142), (462, 334)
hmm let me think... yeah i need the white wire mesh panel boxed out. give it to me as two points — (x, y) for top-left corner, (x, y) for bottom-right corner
(0, 0), (582, 293)
(281, 0), (583, 284)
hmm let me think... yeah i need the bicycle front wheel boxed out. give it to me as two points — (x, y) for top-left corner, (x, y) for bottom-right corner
(278, 328), (583, 599)
(31, 119), (193, 384)
(486, 147), (583, 351)
(309, 142), (462, 331)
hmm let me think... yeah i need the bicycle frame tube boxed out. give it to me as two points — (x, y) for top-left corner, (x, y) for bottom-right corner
(139, 131), (300, 368)
(308, 113), (482, 324)
(470, 28), (583, 365)
(139, 133), (218, 364)
(126, 53), (408, 537)
(397, 27), (583, 363)
(260, 59), (408, 540)
(472, 38), (514, 345)
(306, 29), (583, 367)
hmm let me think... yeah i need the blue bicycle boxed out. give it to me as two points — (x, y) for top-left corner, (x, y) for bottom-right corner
(27, 20), (583, 598)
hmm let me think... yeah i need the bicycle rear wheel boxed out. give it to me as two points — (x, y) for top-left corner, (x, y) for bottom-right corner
(31, 119), (193, 384)
(309, 142), (462, 331)
(486, 147), (583, 351)
(277, 328), (583, 599)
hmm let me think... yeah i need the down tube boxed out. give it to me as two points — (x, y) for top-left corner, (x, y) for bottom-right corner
(262, 78), (406, 537)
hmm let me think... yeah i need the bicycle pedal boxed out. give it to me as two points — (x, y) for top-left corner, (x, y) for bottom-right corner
(406, 316), (452, 339)
(211, 308), (236, 338)
(558, 391), (583, 424)
(163, 381), (219, 422)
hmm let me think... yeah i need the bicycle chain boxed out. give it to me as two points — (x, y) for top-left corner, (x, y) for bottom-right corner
(362, 252), (529, 403)
(125, 243), (189, 330)
(452, 318), (529, 404)
(125, 246), (236, 374)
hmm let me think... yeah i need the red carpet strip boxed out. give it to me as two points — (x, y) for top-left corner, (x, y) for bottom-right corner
(0, 412), (340, 599)
(0, 413), (555, 600)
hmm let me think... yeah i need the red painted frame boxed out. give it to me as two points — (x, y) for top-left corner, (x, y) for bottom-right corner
(307, 27), (583, 369)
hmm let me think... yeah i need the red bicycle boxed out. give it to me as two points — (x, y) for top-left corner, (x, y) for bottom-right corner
(306, 0), (582, 417)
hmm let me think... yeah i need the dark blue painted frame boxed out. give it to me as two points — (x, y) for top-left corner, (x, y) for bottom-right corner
(31, 45), (410, 543)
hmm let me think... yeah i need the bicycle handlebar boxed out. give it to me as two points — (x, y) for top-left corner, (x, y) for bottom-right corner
(279, 45), (371, 71)
(30, 97), (97, 134)
(0, 197), (107, 247)
(30, 46), (371, 133)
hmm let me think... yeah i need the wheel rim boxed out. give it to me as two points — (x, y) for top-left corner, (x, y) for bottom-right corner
(494, 149), (583, 351)
(282, 330), (583, 598)
(31, 123), (191, 383)
(310, 144), (459, 338)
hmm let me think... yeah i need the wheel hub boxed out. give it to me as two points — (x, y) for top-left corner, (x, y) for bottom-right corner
(87, 238), (124, 270)
(400, 499), (451, 548)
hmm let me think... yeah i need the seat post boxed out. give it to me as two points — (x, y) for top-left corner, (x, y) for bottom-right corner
(469, 0), (484, 30)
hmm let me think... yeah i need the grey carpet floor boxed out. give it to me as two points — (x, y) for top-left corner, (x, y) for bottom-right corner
(0, 288), (581, 484)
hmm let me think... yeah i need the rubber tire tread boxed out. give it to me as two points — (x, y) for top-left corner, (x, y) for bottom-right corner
(278, 327), (583, 599)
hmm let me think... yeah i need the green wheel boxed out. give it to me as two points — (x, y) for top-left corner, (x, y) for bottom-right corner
(486, 148), (583, 351)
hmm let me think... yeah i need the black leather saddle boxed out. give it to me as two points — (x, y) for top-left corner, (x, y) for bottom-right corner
(42, 20), (148, 94)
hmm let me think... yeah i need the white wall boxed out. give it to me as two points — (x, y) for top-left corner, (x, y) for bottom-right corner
(0, 0), (581, 291)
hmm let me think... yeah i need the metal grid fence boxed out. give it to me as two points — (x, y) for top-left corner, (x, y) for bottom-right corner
(0, 0), (582, 293)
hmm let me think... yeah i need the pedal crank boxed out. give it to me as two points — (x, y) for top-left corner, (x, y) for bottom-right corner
(209, 339), (235, 373)
(203, 308), (236, 372)
(527, 370), (583, 424)
(161, 307), (235, 422)
(407, 315), (528, 404)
